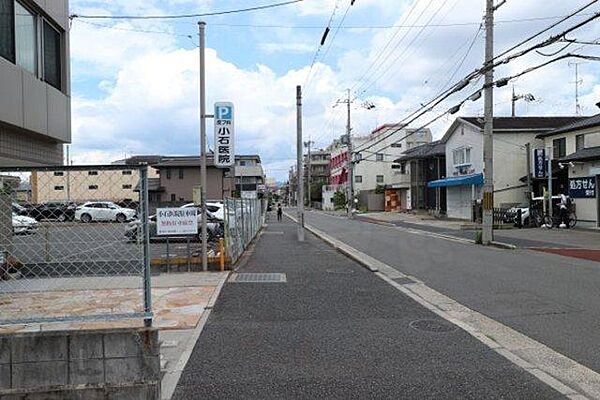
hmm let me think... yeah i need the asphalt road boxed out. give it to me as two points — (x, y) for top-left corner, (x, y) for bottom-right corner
(172, 217), (561, 399)
(301, 210), (600, 376)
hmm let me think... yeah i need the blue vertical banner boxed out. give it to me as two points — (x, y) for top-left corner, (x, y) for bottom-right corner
(533, 148), (546, 178)
(214, 102), (235, 168)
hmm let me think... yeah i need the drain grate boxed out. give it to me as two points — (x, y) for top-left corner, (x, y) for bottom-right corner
(229, 273), (287, 283)
(409, 319), (458, 333)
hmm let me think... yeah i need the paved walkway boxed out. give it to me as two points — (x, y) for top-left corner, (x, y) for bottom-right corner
(172, 216), (560, 399)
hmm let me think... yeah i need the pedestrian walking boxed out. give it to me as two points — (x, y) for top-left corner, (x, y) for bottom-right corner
(277, 203), (283, 222)
(559, 187), (570, 229)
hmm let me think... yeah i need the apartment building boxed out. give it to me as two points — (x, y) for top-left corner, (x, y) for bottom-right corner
(0, 0), (70, 166)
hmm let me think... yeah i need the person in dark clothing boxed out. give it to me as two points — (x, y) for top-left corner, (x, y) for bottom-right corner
(277, 203), (283, 221)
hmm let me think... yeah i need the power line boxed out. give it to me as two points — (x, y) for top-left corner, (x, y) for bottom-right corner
(69, 0), (303, 20)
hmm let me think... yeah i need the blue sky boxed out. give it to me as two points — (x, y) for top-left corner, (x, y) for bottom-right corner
(68, 0), (600, 180)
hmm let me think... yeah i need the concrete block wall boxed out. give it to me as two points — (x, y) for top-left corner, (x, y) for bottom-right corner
(0, 328), (160, 400)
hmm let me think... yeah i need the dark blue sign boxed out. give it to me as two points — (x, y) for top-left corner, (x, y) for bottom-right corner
(533, 148), (546, 178)
(569, 176), (596, 198)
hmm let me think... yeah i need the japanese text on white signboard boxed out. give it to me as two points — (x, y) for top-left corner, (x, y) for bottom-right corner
(156, 208), (198, 236)
(215, 102), (235, 168)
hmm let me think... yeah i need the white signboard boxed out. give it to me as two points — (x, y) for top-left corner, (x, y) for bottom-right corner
(241, 191), (257, 199)
(214, 102), (235, 168)
(156, 208), (198, 236)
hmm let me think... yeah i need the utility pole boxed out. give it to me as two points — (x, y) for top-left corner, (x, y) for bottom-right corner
(296, 85), (305, 242)
(198, 21), (208, 271)
(304, 140), (314, 208)
(482, 0), (498, 245)
(345, 88), (354, 218)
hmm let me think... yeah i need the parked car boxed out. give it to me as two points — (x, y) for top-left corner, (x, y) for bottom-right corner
(75, 201), (137, 223)
(181, 202), (225, 221)
(124, 211), (222, 242)
(12, 213), (38, 235)
(25, 201), (77, 222)
(12, 203), (27, 216)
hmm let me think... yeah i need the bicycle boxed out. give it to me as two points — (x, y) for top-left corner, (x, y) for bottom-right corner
(538, 207), (577, 229)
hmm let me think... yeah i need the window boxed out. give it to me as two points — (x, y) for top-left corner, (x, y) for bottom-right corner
(400, 161), (407, 174)
(170, 194), (176, 202)
(166, 169), (171, 179)
(0, 0), (15, 63)
(122, 184), (132, 190)
(122, 170), (132, 175)
(43, 21), (62, 90)
(553, 138), (566, 159)
(88, 171), (98, 176)
(88, 185), (98, 190)
(239, 160), (246, 166)
(355, 175), (362, 183)
(376, 153), (384, 162)
(452, 147), (471, 166)
(179, 168), (184, 179)
(391, 143), (402, 148)
(376, 175), (384, 184)
(576, 134), (585, 151)
(14, 1), (36, 74)
(53, 171), (63, 176)
(179, 197), (184, 201)
(54, 185), (63, 191)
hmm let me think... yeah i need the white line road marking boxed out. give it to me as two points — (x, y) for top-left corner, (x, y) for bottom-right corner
(286, 212), (600, 399)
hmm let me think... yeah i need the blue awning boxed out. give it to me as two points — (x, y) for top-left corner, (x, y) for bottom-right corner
(427, 173), (484, 188)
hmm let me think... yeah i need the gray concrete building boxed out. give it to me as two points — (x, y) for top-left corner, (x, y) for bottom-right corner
(0, 0), (70, 166)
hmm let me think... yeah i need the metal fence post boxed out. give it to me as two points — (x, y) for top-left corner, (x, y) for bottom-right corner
(240, 197), (246, 247)
(140, 166), (153, 327)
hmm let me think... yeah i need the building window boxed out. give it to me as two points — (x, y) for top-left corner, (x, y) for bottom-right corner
(122, 170), (132, 175)
(122, 184), (132, 190)
(88, 170), (98, 176)
(0, 0), (15, 63)
(376, 175), (384, 184)
(553, 137), (566, 159)
(14, 1), (36, 74)
(43, 21), (62, 90)
(400, 161), (407, 174)
(239, 160), (246, 166)
(53, 171), (64, 176)
(576, 134), (585, 151)
(355, 175), (362, 183)
(88, 185), (98, 190)
(179, 197), (184, 201)
(452, 147), (471, 166)
(376, 153), (384, 162)
(170, 194), (176, 202)
(179, 168), (184, 179)
(166, 169), (171, 179)
(391, 142), (402, 148)
(54, 185), (63, 191)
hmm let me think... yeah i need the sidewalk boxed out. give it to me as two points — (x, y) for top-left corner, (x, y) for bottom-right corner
(171, 216), (560, 399)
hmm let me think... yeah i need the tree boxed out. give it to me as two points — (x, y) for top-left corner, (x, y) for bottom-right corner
(332, 190), (346, 210)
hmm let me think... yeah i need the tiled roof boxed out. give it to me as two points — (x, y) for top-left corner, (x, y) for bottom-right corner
(560, 146), (600, 162)
(536, 113), (600, 138)
(394, 141), (445, 162)
(461, 116), (586, 131)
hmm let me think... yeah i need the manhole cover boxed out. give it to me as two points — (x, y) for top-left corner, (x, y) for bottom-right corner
(229, 273), (286, 283)
(326, 269), (354, 274)
(409, 319), (457, 333)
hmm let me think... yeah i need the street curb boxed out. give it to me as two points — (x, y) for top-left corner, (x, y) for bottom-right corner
(286, 211), (597, 399)
(490, 241), (517, 250)
(160, 272), (229, 400)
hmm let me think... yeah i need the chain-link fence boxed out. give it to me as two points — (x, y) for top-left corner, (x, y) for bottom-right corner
(0, 165), (152, 327)
(224, 197), (265, 264)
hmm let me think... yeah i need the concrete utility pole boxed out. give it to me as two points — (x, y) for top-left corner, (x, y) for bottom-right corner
(296, 85), (305, 242)
(345, 88), (354, 219)
(482, 0), (498, 245)
(199, 21), (208, 271)
(304, 140), (314, 208)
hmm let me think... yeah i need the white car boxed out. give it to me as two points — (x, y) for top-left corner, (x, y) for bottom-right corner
(75, 201), (137, 223)
(12, 213), (38, 235)
(182, 202), (224, 221)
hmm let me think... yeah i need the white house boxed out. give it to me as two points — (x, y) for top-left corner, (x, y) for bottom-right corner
(536, 114), (600, 228)
(352, 124), (432, 209)
(433, 117), (584, 220)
